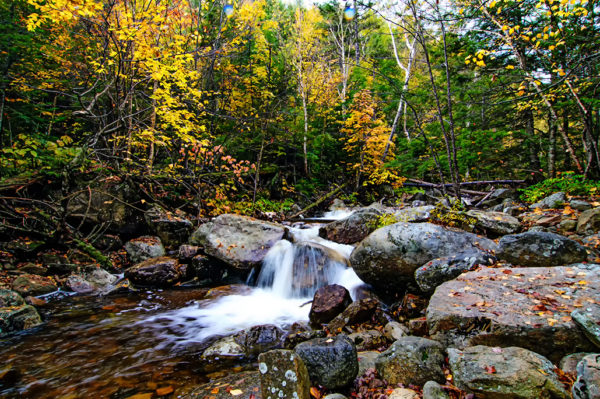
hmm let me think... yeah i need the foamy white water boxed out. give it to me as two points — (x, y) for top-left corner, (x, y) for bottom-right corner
(138, 218), (364, 346)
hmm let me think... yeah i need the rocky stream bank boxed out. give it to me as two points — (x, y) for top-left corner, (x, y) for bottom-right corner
(2, 189), (600, 398)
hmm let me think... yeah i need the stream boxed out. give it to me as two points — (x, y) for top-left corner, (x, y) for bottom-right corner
(0, 217), (364, 398)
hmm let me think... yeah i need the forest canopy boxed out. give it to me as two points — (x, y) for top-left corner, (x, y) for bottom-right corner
(0, 0), (599, 214)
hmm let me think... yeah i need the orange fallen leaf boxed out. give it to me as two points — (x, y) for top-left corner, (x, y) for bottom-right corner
(156, 386), (173, 395)
(126, 394), (153, 399)
(310, 386), (322, 399)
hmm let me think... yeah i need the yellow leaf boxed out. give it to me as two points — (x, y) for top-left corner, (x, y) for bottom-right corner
(506, 65), (515, 70)
(230, 389), (243, 396)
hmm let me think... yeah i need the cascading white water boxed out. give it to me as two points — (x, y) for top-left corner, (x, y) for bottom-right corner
(139, 220), (364, 346)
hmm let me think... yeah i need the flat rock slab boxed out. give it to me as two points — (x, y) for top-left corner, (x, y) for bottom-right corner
(427, 266), (600, 362)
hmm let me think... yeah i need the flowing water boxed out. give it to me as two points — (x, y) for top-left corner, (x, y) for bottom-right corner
(0, 221), (364, 398)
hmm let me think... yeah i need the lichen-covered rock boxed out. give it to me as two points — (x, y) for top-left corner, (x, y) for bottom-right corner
(294, 334), (358, 389)
(189, 214), (286, 270)
(309, 284), (352, 327)
(393, 206), (435, 222)
(415, 250), (496, 294)
(573, 354), (600, 399)
(145, 206), (194, 247)
(124, 236), (166, 263)
(530, 192), (567, 209)
(572, 305), (600, 349)
(258, 349), (311, 399)
(497, 231), (587, 267)
(466, 210), (521, 235)
(375, 336), (445, 386)
(11, 274), (57, 296)
(0, 289), (25, 307)
(349, 222), (497, 295)
(124, 256), (182, 287)
(449, 346), (569, 399)
(318, 208), (382, 244)
(578, 208), (600, 235)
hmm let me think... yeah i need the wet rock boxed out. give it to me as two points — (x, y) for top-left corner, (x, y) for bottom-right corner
(0, 304), (42, 336)
(124, 236), (166, 264)
(327, 298), (379, 333)
(408, 317), (428, 336)
(573, 354), (600, 399)
(323, 394), (347, 399)
(388, 388), (419, 399)
(422, 381), (451, 399)
(348, 330), (386, 351)
(393, 205), (435, 222)
(535, 213), (563, 227)
(258, 349), (310, 399)
(184, 371), (260, 399)
(294, 334), (358, 389)
(93, 234), (123, 251)
(145, 206), (194, 247)
(578, 208), (600, 235)
(530, 191), (567, 209)
(65, 274), (95, 294)
(427, 266), (599, 362)
(561, 353), (594, 375)
(318, 208), (383, 244)
(178, 245), (201, 261)
(85, 267), (118, 287)
(349, 222), (497, 296)
(357, 351), (379, 376)
(383, 321), (408, 341)
(124, 256), (182, 287)
(375, 336), (445, 386)
(284, 329), (326, 349)
(0, 289), (25, 307)
(309, 284), (352, 327)
(189, 214), (286, 270)
(11, 274), (57, 296)
(572, 305), (600, 349)
(497, 231), (587, 267)
(415, 250), (496, 294)
(235, 324), (285, 358)
(572, 200), (593, 211)
(448, 345), (569, 399)
(466, 209), (521, 235)
(201, 335), (246, 369)
(65, 268), (117, 294)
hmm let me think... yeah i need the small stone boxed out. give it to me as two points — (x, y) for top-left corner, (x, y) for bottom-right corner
(388, 388), (419, 399)
(559, 219), (578, 232)
(124, 236), (166, 263)
(383, 321), (408, 341)
(327, 298), (379, 333)
(422, 381), (451, 399)
(178, 244), (201, 261)
(258, 349), (310, 399)
(408, 317), (428, 336)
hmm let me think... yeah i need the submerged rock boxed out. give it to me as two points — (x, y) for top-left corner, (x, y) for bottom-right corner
(449, 345), (569, 399)
(375, 336), (445, 386)
(349, 222), (496, 295)
(294, 334), (358, 389)
(124, 236), (166, 263)
(258, 349), (311, 399)
(124, 256), (182, 287)
(427, 266), (599, 362)
(189, 214), (286, 270)
(497, 231), (588, 267)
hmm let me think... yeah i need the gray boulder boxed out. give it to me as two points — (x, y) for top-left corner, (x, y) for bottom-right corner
(349, 222), (497, 295)
(189, 214), (286, 270)
(294, 334), (358, 389)
(124, 236), (166, 263)
(318, 208), (382, 244)
(572, 200), (593, 211)
(530, 192), (567, 209)
(573, 354), (600, 399)
(415, 250), (496, 294)
(375, 336), (445, 386)
(449, 345), (569, 399)
(11, 274), (57, 296)
(258, 349), (311, 399)
(145, 206), (194, 247)
(562, 353), (594, 375)
(572, 305), (600, 349)
(497, 231), (587, 267)
(124, 256), (182, 287)
(578, 208), (600, 235)
(466, 209), (521, 235)
(427, 266), (599, 362)
(393, 205), (435, 222)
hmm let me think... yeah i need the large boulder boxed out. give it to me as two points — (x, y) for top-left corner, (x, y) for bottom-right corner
(375, 336), (445, 386)
(466, 209), (521, 236)
(145, 206), (194, 247)
(235, 324), (285, 357)
(349, 222), (497, 295)
(294, 334), (358, 389)
(573, 354), (600, 399)
(124, 256), (182, 287)
(415, 250), (497, 294)
(449, 345), (569, 399)
(309, 284), (352, 327)
(319, 208), (383, 244)
(497, 231), (588, 267)
(258, 349), (311, 399)
(124, 236), (166, 264)
(393, 206), (435, 222)
(189, 214), (286, 270)
(427, 266), (599, 362)
(578, 208), (600, 235)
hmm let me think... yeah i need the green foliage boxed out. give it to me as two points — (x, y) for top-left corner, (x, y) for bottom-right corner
(520, 173), (600, 203)
(369, 213), (399, 230)
(430, 199), (476, 229)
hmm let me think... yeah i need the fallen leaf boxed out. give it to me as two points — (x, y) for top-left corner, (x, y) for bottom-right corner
(484, 365), (496, 374)
(211, 388), (219, 394)
(230, 389), (243, 396)
(310, 386), (322, 399)
(126, 394), (153, 399)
